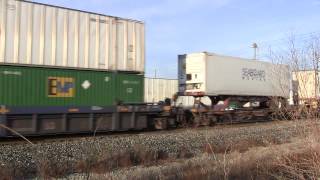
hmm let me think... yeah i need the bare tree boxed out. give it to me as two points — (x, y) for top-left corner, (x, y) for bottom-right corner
(267, 34), (320, 120)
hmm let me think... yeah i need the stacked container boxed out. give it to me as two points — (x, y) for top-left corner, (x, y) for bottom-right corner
(0, 0), (145, 107)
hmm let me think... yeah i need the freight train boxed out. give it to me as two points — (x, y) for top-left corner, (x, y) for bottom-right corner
(0, 0), (291, 137)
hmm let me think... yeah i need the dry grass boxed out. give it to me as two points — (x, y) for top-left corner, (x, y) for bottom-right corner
(0, 124), (34, 145)
(88, 133), (320, 180)
(269, 126), (320, 179)
(77, 121), (320, 180)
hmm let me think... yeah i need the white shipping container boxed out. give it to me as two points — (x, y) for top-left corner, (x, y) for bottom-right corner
(178, 52), (290, 98)
(144, 77), (211, 107)
(0, 0), (145, 72)
(144, 78), (178, 102)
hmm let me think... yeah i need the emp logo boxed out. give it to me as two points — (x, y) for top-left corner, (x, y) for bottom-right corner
(48, 77), (75, 97)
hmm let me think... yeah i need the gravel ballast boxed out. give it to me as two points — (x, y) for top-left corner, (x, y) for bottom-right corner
(0, 120), (314, 178)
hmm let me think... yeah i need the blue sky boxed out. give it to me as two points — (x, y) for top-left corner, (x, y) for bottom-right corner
(32, 0), (320, 78)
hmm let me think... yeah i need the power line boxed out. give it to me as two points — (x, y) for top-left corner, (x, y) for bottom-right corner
(224, 30), (320, 58)
(257, 30), (320, 46)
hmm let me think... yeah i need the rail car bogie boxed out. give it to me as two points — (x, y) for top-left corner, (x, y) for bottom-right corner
(0, 104), (168, 137)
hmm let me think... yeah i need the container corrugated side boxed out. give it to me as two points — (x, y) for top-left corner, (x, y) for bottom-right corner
(144, 78), (178, 102)
(0, 65), (144, 107)
(144, 77), (211, 107)
(0, 0), (145, 73)
(292, 70), (318, 100)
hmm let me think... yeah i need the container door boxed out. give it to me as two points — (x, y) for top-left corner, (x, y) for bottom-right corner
(116, 74), (143, 103)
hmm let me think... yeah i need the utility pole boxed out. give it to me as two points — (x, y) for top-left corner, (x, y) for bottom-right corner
(154, 69), (157, 78)
(252, 43), (258, 60)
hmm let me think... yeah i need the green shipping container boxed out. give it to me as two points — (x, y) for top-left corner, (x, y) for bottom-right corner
(0, 65), (144, 107)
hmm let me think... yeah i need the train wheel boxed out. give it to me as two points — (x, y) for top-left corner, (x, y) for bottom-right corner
(191, 116), (200, 128)
(209, 116), (217, 126)
(154, 118), (168, 130)
(200, 114), (210, 126)
(176, 112), (187, 128)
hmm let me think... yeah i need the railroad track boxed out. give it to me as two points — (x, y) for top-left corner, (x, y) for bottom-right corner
(0, 118), (283, 146)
